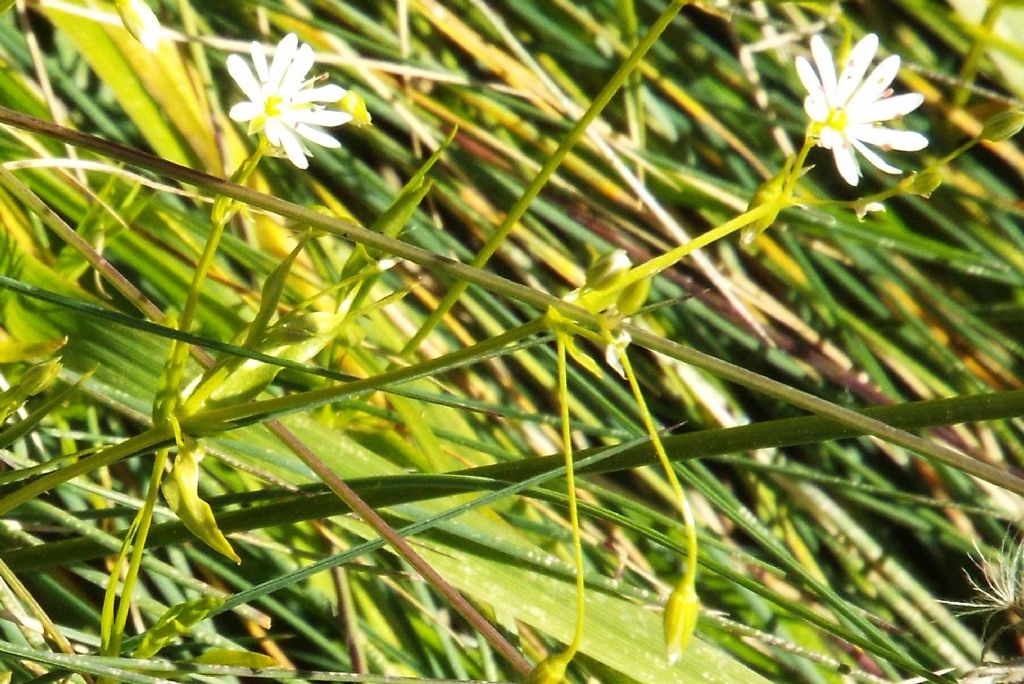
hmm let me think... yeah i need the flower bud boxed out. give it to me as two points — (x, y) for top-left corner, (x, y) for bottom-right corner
(524, 650), (572, 684)
(616, 276), (651, 317)
(903, 170), (942, 198)
(740, 171), (787, 246)
(981, 110), (1024, 142)
(339, 90), (372, 127)
(116, 0), (161, 52)
(584, 249), (631, 291)
(663, 579), (699, 665)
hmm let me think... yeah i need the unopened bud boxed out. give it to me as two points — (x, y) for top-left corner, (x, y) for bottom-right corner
(524, 650), (572, 684)
(981, 110), (1024, 142)
(116, 0), (161, 52)
(616, 276), (651, 317)
(904, 170), (942, 198)
(339, 91), (372, 127)
(584, 249), (631, 291)
(740, 171), (787, 246)
(664, 580), (699, 665)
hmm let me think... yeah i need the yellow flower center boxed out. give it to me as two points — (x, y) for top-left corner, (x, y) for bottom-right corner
(264, 95), (285, 118)
(825, 107), (848, 133)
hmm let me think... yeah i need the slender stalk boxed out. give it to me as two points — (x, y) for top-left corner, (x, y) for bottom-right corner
(101, 448), (169, 658)
(951, 0), (1005, 110)
(556, 337), (586, 658)
(618, 348), (697, 586)
(99, 141), (267, 659)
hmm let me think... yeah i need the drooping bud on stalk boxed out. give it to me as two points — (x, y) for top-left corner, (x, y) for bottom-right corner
(115, 0), (161, 52)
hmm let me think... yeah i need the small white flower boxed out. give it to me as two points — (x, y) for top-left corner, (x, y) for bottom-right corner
(227, 33), (352, 169)
(116, 0), (161, 52)
(796, 34), (928, 186)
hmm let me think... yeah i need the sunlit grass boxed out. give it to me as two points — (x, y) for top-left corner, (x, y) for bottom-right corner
(1, 2), (1023, 683)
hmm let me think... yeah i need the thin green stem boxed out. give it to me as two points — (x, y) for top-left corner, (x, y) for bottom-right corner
(398, 0), (690, 356)
(100, 141), (266, 661)
(101, 448), (170, 658)
(556, 337), (586, 658)
(952, 0), (1005, 109)
(617, 347), (697, 584)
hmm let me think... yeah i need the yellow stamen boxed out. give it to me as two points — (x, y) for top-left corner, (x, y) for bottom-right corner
(825, 107), (848, 132)
(264, 95), (284, 118)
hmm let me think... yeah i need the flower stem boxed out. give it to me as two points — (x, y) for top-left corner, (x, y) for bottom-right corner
(556, 336), (587, 659)
(616, 348), (698, 584)
(100, 141), (266, 659)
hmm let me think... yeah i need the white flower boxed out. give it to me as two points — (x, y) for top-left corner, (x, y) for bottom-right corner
(227, 33), (352, 169)
(796, 34), (928, 186)
(116, 0), (161, 52)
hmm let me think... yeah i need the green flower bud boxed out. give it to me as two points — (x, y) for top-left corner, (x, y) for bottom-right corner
(740, 170), (788, 246)
(981, 110), (1024, 142)
(584, 249), (631, 291)
(524, 650), (572, 684)
(616, 275), (651, 317)
(903, 170), (942, 198)
(664, 579), (699, 665)
(339, 90), (372, 127)
(115, 0), (161, 52)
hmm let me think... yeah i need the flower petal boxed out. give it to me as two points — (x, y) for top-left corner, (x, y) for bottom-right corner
(810, 35), (837, 105)
(295, 123), (341, 149)
(288, 107), (352, 128)
(264, 117), (286, 147)
(280, 43), (316, 96)
(228, 101), (261, 122)
(818, 125), (843, 150)
(795, 56), (822, 97)
(835, 33), (879, 106)
(227, 54), (263, 103)
(847, 54), (900, 113)
(848, 93), (924, 124)
(250, 41), (269, 82)
(278, 128), (309, 168)
(849, 124), (928, 151)
(293, 84), (347, 104)
(831, 137), (861, 186)
(796, 57), (828, 121)
(267, 33), (299, 92)
(851, 138), (902, 174)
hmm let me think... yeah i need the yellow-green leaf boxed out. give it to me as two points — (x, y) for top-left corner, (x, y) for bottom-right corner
(162, 442), (240, 564)
(190, 649), (278, 669)
(133, 596), (223, 659)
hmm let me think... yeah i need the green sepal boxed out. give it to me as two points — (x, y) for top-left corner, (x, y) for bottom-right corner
(0, 359), (61, 424)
